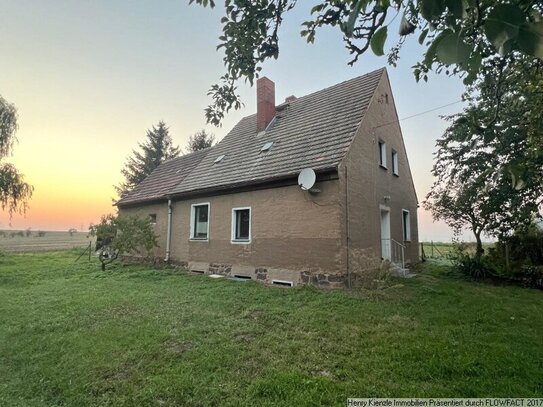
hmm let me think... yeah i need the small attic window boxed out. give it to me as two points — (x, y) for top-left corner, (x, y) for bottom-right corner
(214, 154), (225, 164)
(260, 141), (274, 153)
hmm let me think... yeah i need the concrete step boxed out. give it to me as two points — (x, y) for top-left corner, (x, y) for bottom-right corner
(390, 264), (416, 278)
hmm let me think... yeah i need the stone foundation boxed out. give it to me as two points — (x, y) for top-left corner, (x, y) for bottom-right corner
(116, 256), (354, 288)
(183, 261), (347, 288)
(208, 263), (232, 275)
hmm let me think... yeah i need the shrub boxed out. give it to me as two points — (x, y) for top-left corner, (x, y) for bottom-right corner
(488, 224), (543, 278)
(449, 244), (495, 279)
(89, 214), (158, 271)
(516, 265), (543, 290)
(36, 231), (46, 237)
(451, 252), (495, 279)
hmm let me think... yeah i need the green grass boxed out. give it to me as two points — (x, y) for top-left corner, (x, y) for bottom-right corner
(1, 251), (542, 406)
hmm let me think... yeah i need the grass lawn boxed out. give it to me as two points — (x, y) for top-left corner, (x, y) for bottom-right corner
(0, 252), (542, 406)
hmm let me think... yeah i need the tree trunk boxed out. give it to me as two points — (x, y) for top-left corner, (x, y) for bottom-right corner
(475, 232), (484, 258)
(101, 262), (106, 271)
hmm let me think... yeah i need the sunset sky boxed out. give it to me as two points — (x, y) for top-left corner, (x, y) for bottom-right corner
(1, 1), (471, 241)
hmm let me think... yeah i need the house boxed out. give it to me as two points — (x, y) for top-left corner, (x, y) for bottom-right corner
(117, 68), (419, 287)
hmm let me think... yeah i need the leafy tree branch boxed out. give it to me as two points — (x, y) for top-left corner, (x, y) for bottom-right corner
(191, 0), (543, 126)
(0, 95), (33, 218)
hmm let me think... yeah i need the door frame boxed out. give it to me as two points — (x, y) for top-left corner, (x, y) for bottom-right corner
(379, 205), (391, 260)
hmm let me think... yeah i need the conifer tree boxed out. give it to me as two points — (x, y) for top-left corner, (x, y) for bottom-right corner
(116, 121), (180, 197)
(185, 129), (215, 153)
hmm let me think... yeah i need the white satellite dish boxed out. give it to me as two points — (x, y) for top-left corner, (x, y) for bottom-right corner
(298, 168), (316, 191)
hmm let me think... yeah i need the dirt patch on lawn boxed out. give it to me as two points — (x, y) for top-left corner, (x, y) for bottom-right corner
(164, 338), (192, 354)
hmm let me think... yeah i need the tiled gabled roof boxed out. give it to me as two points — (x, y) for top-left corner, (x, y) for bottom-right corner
(171, 68), (384, 195)
(118, 68), (384, 205)
(116, 147), (210, 206)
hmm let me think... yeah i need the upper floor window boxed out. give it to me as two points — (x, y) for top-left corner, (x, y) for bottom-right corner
(392, 150), (399, 176)
(231, 207), (251, 243)
(378, 140), (387, 168)
(402, 209), (411, 242)
(190, 203), (209, 240)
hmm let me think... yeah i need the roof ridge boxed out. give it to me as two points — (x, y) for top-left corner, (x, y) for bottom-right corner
(286, 67), (386, 105)
(235, 67), (386, 122)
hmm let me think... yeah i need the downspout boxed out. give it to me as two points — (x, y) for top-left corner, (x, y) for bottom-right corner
(165, 198), (173, 263)
(344, 166), (351, 289)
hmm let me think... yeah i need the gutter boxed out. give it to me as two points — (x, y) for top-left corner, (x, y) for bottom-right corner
(168, 168), (339, 200)
(165, 198), (173, 263)
(117, 169), (340, 208)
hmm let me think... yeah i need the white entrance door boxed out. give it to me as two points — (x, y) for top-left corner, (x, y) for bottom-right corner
(380, 207), (391, 260)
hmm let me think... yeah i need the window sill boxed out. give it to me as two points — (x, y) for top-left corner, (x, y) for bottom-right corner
(403, 239), (411, 243)
(231, 239), (251, 245)
(393, 173), (399, 177)
(190, 238), (209, 242)
(379, 164), (388, 170)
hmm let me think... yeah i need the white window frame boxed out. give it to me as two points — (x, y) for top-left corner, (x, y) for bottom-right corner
(231, 207), (251, 244)
(378, 140), (387, 168)
(148, 213), (157, 225)
(402, 209), (411, 242)
(190, 203), (210, 241)
(392, 150), (399, 176)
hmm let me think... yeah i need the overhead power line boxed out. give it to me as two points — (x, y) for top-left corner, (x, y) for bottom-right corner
(373, 99), (464, 129)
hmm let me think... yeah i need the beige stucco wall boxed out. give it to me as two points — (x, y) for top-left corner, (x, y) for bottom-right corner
(118, 202), (169, 258)
(339, 70), (419, 272)
(168, 180), (344, 284)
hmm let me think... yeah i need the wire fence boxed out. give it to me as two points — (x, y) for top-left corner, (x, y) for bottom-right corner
(420, 241), (456, 261)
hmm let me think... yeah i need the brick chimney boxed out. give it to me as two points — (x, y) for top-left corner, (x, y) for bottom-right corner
(257, 77), (275, 132)
(285, 95), (297, 103)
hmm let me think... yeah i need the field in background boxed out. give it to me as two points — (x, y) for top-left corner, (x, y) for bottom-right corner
(420, 241), (495, 261)
(420, 241), (458, 259)
(0, 231), (93, 252)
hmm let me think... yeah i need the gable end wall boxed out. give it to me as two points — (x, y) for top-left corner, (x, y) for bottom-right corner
(339, 70), (419, 273)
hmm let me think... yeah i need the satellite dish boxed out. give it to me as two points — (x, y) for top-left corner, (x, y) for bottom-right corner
(298, 168), (316, 191)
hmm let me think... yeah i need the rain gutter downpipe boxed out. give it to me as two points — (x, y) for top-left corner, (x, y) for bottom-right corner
(165, 198), (173, 263)
(345, 165), (351, 289)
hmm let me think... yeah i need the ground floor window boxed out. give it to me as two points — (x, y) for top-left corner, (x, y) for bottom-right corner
(231, 207), (251, 243)
(148, 214), (157, 225)
(191, 203), (209, 240)
(402, 209), (411, 242)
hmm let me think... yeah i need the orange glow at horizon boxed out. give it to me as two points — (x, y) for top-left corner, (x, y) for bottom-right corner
(0, 1), (467, 240)
(0, 164), (120, 231)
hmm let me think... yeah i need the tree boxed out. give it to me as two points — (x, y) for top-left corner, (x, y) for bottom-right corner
(116, 121), (180, 197)
(0, 95), (33, 217)
(185, 129), (215, 153)
(191, 0), (543, 125)
(424, 56), (543, 255)
(88, 214), (158, 271)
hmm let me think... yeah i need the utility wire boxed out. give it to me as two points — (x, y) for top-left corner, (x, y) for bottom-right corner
(373, 99), (464, 129)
